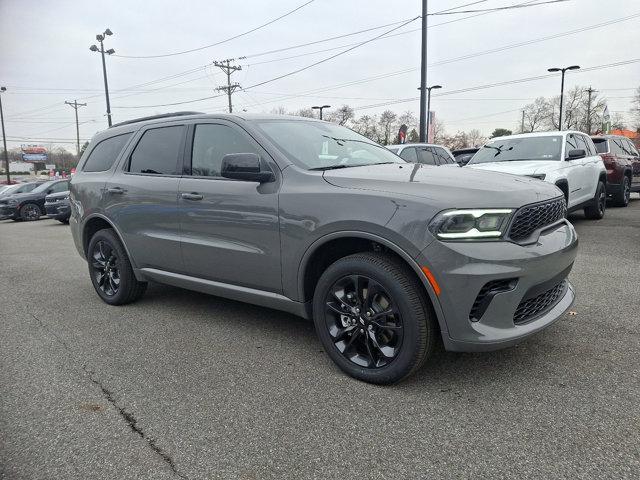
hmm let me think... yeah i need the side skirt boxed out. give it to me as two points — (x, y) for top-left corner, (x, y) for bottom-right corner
(137, 268), (311, 319)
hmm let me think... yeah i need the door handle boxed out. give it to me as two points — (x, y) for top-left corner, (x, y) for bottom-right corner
(181, 192), (203, 201)
(107, 187), (125, 194)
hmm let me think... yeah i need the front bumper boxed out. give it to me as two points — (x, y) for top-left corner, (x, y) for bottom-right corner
(45, 201), (71, 220)
(419, 219), (578, 351)
(0, 204), (19, 220)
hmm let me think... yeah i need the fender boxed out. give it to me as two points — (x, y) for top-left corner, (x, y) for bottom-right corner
(297, 230), (449, 338)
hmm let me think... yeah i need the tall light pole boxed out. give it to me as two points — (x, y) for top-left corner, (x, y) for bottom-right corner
(0, 87), (9, 184)
(312, 105), (331, 120)
(547, 65), (580, 130)
(424, 84), (441, 142)
(419, 0), (428, 142)
(90, 28), (115, 127)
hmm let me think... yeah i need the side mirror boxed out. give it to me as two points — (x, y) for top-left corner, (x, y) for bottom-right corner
(567, 149), (586, 160)
(221, 153), (274, 183)
(46, 189), (54, 194)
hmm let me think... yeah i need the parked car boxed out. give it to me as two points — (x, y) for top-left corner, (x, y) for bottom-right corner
(467, 131), (607, 219)
(70, 113), (578, 384)
(45, 189), (71, 223)
(451, 147), (479, 166)
(0, 179), (69, 221)
(591, 134), (640, 206)
(0, 181), (45, 199)
(387, 143), (459, 167)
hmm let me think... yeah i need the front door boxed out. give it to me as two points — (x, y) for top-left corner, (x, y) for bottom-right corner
(178, 121), (282, 293)
(564, 133), (591, 206)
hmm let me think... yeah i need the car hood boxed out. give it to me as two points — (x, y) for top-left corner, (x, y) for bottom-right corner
(45, 190), (70, 200)
(0, 191), (43, 203)
(467, 160), (559, 176)
(322, 163), (561, 208)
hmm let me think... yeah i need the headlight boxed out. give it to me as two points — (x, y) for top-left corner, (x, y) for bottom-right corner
(6, 198), (18, 206)
(429, 209), (514, 240)
(527, 174), (546, 180)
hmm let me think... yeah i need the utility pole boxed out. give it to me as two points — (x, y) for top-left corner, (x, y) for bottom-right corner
(586, 86), (596, 134)
(214, 59), (242, 113)
(0, 86), (9, 184)
(311, 105), (331, 120)
(90, 28), (115, 127)
(65, 100), (87, 157)
(521, 110), (525, 133)
(419, 0), (428, 142)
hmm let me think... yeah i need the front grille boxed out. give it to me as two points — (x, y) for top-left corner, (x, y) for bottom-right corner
(508, 197), (566, 242)
(514, 280), (567, 324)
(469, 279), (517, 321)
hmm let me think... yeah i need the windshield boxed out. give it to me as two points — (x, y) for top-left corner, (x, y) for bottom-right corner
(468, 136), (563, 164)
(252, 120), (405, 170)
(32, 181), (56, 193)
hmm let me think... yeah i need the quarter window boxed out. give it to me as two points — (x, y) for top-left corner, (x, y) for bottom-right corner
(82, 133), (132, 172)
(129, 126), (184, 175)
(191, 124), (259, 177)
(399, 147), (418, 162)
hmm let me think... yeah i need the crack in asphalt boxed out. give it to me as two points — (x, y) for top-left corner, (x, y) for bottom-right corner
(29, 313), (187, 480)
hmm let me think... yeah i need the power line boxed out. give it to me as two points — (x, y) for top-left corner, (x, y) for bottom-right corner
(113, 0), (315, 59)
(430, 0), (568, 15)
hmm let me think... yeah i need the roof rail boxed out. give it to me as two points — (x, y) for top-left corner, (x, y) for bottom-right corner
(110, 111), (204, 128)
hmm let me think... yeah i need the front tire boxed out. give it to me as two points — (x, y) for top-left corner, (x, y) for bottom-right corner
(584, 181), (606, 219)
(312, 252), (437, 384)
(611, 176), (630, 207)
(19, 203), (42, 221)
(87, 229), (147, 305)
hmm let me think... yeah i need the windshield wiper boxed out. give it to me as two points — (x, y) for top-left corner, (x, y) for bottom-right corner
(309, 162), (397, 171)
(483, 144), (514, 157)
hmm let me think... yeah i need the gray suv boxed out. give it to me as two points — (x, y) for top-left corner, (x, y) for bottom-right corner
(70, 113), (578, 384)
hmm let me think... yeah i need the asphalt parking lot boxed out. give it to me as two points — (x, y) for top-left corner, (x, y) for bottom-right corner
(1, 198), (639, 480)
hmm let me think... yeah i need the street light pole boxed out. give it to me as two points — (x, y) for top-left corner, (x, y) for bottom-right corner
(90, 29), (115, 127)
(419, 0), (428, 142)
(312, 105), (331, 120)
(0, 87), (9, 184)
(547, 65), (580, 130)
(425, 85), (441, 142)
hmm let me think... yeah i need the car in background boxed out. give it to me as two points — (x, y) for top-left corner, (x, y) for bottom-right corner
(452, 147), (479, 166)
(45, 189), (71, 223)
(591, 134), (640, 207)
(387, 143), (459, 167)
(0, 179), (69, 221)
(467, 131), (607, 219)
(0, 181), (45, 199)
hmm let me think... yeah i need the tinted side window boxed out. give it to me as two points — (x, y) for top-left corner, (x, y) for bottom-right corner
(51, 181), (69, 193)
(565, 134), (578, 158)
(418, 147), (437, 165)
(191, 124), (259, 177)
(592, 138), (608, 154)
(399, 147), (418, 162)
(129, 126), (184, 175)
(581, 136), (596, 156)
(574, 135), (588, 153)
(83, 133), (132, 172)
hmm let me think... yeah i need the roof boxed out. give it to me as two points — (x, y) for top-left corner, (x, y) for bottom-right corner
(489, 130), (584, 141)
(387, 143), (443, 149)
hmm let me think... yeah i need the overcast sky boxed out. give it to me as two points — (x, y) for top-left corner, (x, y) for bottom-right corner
(1, 0), (638, 150)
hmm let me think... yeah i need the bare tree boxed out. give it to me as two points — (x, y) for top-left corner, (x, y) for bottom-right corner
(378, 110), (397, 145)
(270, 106), (287, 115)
(467, 129), (486, 146)
(631, 86), (640, 131)
(295, 108), (315, 118)
(522, 97), (551, 132)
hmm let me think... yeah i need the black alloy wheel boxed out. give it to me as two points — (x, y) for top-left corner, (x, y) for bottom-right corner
(91, 240), (120, 297)
(324, 274), (404, 369)
(20, 203), (41, 221)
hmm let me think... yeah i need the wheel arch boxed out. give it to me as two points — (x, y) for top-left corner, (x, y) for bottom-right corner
(554, 178), (569, 203)
(297, 231), (448, 337)
(82, 214), (139, 271)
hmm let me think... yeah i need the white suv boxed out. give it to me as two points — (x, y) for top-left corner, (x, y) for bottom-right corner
(466, 131), (607, 219)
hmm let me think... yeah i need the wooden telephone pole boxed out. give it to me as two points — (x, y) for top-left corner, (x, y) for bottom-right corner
(65, 100), (87, 157)
(213, 59), (242, 113)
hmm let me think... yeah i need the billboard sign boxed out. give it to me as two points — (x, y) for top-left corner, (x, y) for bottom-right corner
(21, 145), (48, 163)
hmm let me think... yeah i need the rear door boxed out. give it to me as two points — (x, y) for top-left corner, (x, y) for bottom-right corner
(177, 121), (282, 293)
(103, 123), (186, 273)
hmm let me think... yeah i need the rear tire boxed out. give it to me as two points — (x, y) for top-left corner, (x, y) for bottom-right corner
(611, 176), (630, 207)
(312, 252), (437, 384)
(19, 203), (42, 221)
(584, 181), (606, 219)
(87, 229), (147, 305)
